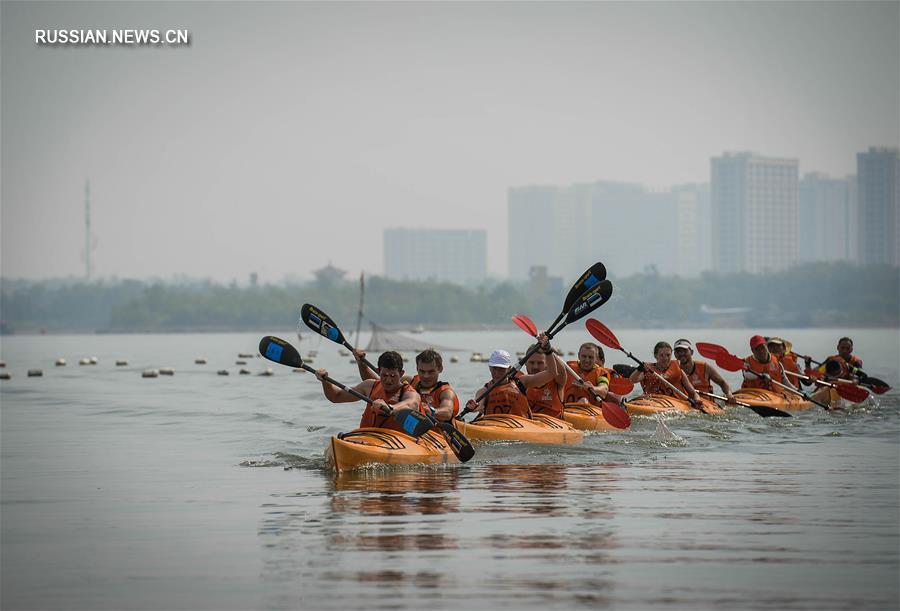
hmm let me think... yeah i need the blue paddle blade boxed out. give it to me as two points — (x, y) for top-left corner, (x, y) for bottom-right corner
(392, 409), (434, 437)
(259, 336), (303, 368)
(300, 303), (346, 344)
(566, 279), (613, 323)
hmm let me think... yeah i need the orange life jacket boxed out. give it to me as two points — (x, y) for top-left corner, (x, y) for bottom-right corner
(482, 378), (532, 418)
(684, 360), (711, 394)
(742, 354), (783, 391)
(563, 361), (609, 404)
(779, 353), (801, 378)
(359, 380), (420, 431)
(640, 360), (686, 397)
(411, 375), (460, 419)
(527, 379), (565, 418)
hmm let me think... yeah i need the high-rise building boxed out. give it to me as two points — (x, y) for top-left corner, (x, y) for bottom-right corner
(799, 173), (858, 263)
(509, 181), (709, 280)
(857, 147), (899, 265)
(711, 152), (799, 273)
(383, 228), (487, 285)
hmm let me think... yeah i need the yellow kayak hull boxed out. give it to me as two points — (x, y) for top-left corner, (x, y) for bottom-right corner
(562, 402), (628, 431)
(325, 428), (457, 472)
(625, 393), (724, 416)
(734, 388), (814, 412)
(456, 413), (583, 445)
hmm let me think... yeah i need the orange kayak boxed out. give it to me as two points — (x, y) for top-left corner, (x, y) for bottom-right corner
(456, 413), (583, 445)
(562, 402), (629, 431)
(734, 388), (814, 412)
(625, 393), (724, 416)
(325, 428), (457, 472)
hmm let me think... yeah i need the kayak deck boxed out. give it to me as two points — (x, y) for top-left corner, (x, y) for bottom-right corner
(325, 427), (457, 472)
(562, 402), (628, 431)
(734, 388), (814, 411)
(625, 393), (724, 416)
(455, 413), (583, 444)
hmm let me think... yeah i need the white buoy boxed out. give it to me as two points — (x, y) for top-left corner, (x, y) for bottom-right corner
(217, 369), (229, 376)
(450, 356), (459, 363)
(339, 349), (350, 356)
(142, 370), (159, 378)
(28, 369), (43, 377)
(79, 358), (91, 365)
(159, 368), (174, 376)
(89, 357), (98, 365)
(56, 358), (67, 366)
(0, 371), (11, 380)
(195, 358), (207, 365)
(116, 360), (128, 367)
(259, 368), (274, 377)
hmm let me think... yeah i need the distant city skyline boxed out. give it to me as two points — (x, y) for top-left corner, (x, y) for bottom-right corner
(2, 2), (897, 282)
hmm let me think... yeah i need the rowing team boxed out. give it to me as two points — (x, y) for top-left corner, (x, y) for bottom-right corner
(312, 334), (623, 433)
(628, 335), (866, 406)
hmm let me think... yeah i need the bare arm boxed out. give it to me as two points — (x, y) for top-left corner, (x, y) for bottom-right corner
(317, 371), (373, 403)
(352, 349), (378, 381)
(434, 388), (457, 421)
(706, 365), (734, 400)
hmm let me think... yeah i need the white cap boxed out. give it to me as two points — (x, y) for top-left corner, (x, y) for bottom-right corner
(487, 349), (512, 368)
(673, 339), (693, 351)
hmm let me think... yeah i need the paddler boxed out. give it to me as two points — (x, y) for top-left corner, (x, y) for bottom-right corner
(351, 347), (459, 421)
(409, 349), (460, 422)
(629, 341), (700, 403)
(808, 337), (865, 382)
(767, 337), (806, 387)
(742, 335), (796, 392)
(563, 342), (624, 406)
(315, 351), (422, 433)
(672, 338), (736, 404)
(522, 339), (567, 418)
(465, 334), (562, 418)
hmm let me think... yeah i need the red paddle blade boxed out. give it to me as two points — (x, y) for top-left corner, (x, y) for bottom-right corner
(834, 383), (869, 403)
(869, 383), (890, 395)
(715, 353), (746, 372)
(585, 318), (621, 351)
(511, 314), (538, 337)
(600, 401), (631, 429)
(608, 377), (634, 395)
(696, 342), (728, 359)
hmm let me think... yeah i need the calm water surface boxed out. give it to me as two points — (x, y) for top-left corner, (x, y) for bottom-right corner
(2, 329), (898, 610)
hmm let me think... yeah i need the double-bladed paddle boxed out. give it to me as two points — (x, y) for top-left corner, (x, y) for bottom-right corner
(456, 264), (614, 421)
(612, 363), (791, 418)
(511, 314), (631, 430)
(300, 304), (379, 374)
(695, 342), (834, 411)
(259, 336), (474, 461)
(586, 320), (710, 414)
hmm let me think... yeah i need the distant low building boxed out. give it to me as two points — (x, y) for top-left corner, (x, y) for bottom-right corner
(313, 262), (346, 287)
(383, 228), (487, 285)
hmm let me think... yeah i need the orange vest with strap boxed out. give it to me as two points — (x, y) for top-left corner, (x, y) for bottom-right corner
(640, 360), (686, 397)
(483, 378), (532, 418)
(527, 379), (565, 418)
(359, 381), (420, 432)
(742, 354), (782, 390)
(684, 360), (711, 394)
(563, 361), (609, 404)
(411, 375), (460, 419)
(779, 353), (801, 379)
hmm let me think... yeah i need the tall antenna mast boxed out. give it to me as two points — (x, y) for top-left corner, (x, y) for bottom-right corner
(83, 179), (97, 280)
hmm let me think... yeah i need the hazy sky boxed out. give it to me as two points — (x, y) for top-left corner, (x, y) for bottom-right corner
(2, 1), (898, 283)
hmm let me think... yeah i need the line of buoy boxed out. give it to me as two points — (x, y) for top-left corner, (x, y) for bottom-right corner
(236, 360), (247, 365)
(217, 369), (229, 376)
(195, 358), (207, 365)
(116, 360), (128, 366)
(159, 368), (174, 376)
(259, 368), (273, 376)
(28, 369), (43, 377)
(238, 353), (254, 358)
(0, 361), (6, 368)
(79, 358), (91, 365)
(142, 369), (158, 378)
(239, 368), (251, 375)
